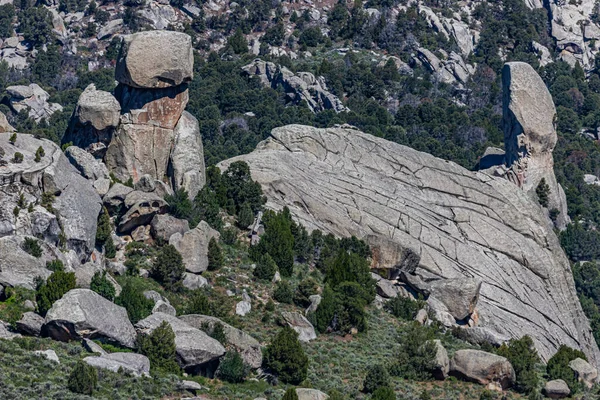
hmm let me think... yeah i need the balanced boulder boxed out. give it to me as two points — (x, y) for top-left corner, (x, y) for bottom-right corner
(449, 349), (515, 389)
(42, 289), (136, 348)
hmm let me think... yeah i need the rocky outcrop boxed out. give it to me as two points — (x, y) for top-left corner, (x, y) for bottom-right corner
(135, 312), (225, 370)
(0, 133), (101, 261)
(84, 353), (151, 377)
(450, 349), (515, 389)
(6, 84), (62, 123)
(281, 311), (316, 342)
(568, 357), (599, 388)
(115, 30), (193, 89)
(416, 48), (475, 87)
(169, 111), (206, 200)
(179, 314), (263, 369)
(169, 221), (220, 273)
(419, 6), (476, 57)
(219, 122), (600, 365)
(242, 59), (349, 114)
(150, 214), (189, 242)
(500, 62), (569, 229)
(42, 289), (136, 348)
(296, 388), (329, 400)
(0, 112), (15, 133)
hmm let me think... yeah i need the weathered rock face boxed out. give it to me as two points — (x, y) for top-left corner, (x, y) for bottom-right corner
(74, 84), (121, 131)
(169, 111), (206, 200)
(6, 84), (63, 123)
(0, 236), (55, 289)
(0, 133), (101, 262)
(568, 357), (599, 388)
(179, 314), (263, 369)
(169, 221), (220, 273)
(150, 214), (189, 242)
(544, 379), (570, 399)
(42, 289), (137, 348)
(135, 312), (225, 370)
(501, 62), (569, 229)
(296, 388), (329, 400)
(16, 311), (44, 336)
(84, 353), (151, 377)
(281, 311), (316, 342)
(450, 349), (515, 389)
(115, 30), (193, 89)
(219, 124), (600, 365)
(242, 59), (349, 114)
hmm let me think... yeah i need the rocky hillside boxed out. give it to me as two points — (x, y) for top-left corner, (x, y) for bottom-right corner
(2, 0), (600, 399)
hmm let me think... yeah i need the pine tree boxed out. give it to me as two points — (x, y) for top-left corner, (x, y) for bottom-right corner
(263, 326), (308, 384)
(216, 350), (249, 383)
(254, 253), (278, 282)
(68, 360), (98, 395)
(151, 244), (185, 291)
(90, 271), (116, 301)
(237, 202), (254, 229)
(9, 132), (16, 144)
(273, 280), (293, 304)
(137, 321), (181, 375)
(207, 237), (223, 271)
(255, 210), (295, 277)
(536, 178), (550, 208)
(282, 388), (299, 400)
(36, 269), (76, 316)
(116, 279), (153, 323)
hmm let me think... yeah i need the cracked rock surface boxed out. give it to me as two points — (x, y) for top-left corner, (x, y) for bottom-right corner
(219, 124), (600, 366)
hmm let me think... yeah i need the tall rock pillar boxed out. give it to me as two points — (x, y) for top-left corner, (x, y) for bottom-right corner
(502, 62), (570, 229)
(105, 30), (205, 199)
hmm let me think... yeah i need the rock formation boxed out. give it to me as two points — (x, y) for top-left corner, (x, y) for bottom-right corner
(499, 62), (570, 229)
(219, 120), (600, 365)
(242, 59), (349, 114)
(6, 84), (63, 123)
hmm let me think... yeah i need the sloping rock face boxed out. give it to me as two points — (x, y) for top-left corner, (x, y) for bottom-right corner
(242, 59), (349, 114)
(219, 124), (600, 365)
(0, 133), (101, 262)
(501, 62), (569, 229)
(6, 84), (63, 123)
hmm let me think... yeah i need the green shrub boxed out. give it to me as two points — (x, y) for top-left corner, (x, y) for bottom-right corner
(327, 390), (346, 400)
(12, 152), (23, 163)
(151, 244), (185, 291)
(221, 227), (237, 245)
(36, 269), (76, 316)
(385, 295), (425, 320)
(314, 285), (337, 333)
(252, 209), (295, 277)
(496, 336), (539, 393)
(273, 280), (294, 304)
(95, 207), (115, 258)
(216, 350), (249, 383)
(546, 345), (586, 391)
(263, 326), (308, 384)
(207, 237), (223, 271)
(293, 278), (318, 308)
(67, 360), (97, 395)
(371, 386), (396, 400)
(9, 133), (16, 144)
(254, 254), (278, 282)
(389, 323), (436, 380)
(45, 259), (64, 272)
(186, 289), (211, 315)
(116, 279), (153, 323)
(137, 321), (180, 375)
(282, 388), (299, 400)
(363, 364), (391, 394)
(22, 237), (42, 258)
(536, 178), (550, 208)
(90, 271), (116, 301)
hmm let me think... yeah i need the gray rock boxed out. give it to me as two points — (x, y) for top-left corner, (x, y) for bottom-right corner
(16, 312), (44, 336)
(0, 320), (20, 340)
(281, 312), (316, 342)
(42, 289), (136, 348)
(82, 338), (108, 355)
(431, 340), (449, 380)
(6, 84), (63, 123)
(73, 84), (120, 131)
(64, 146), (109, 181)
(217, 124), (600, 365)
(23, 300), (35, 310)
(97, 18), (123, 40)
(450, 349), (515, 389)
(544, 379), (570, 399)
(429, 278), (481, 321)
(34, 349), (59, 363)
(116, 30), (193, 89)
(296, 388), (329, 400)
(0, 111), (15, 133)
(84, 353), (150, 377)
(169, 221), (220, 273)
(182, 272), (208, 290)
(236, 300), (251, 316)
(178, 380), (203, 392)
(306, 294), (321, 314)
(373, 274), (404, 299)
(150, 214), (189, 242)
(415, 309), (428, 325)
(0, 236), (53, 289)
(170, 111), (206, 200)
(179, 314), (262, 369)
(143, 290), (166, 304)
(153, 299), (176, 316)
(568, 357), (598, 389)
(93, 178), (111, 196)
(119, 191), (168, 233)
(135, 312), (225, 369)
(103, 183), (134, 212)
(502, 62), (569, 229)
(134, 174), (156, 192)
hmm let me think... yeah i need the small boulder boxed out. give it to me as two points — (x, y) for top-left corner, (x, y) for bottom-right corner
(281, 312), (316, 342)
(82, 338), (108, 355)
(431, 340), (449, 380)
(153, 299), (177, 316)
(103, 183), (134, 212)
(150, 214), (189, 242)
(135, 312), (225, 369)
(34, 349), (60, 363)
(16, 312), (45, 336)
(84, 353), (150, 377)
(73, 84), (120, 131)
(169, 221), (220, 273)
(544, 379), (570, 399)
(0, 320), (21, 340)
(134, 174), (156, 192)
(568, 357), (598, 389)
(178, 380), (203, 393)
(306, 294), (321, 314)
(64, 146), (109, 181)
(119, 191), (168, 233)
(182, 272), (208, 290)
(42, 289), (136, 348)
(236, 301), (251, 316)
(450, 349), (515, 389)
(415, 309), (428, 325)
(429, 278), (481, 321)
(296, 388), (329, 400)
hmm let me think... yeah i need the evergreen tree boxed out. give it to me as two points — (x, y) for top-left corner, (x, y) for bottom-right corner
(293, 278), (318, 308)
(67, 360), (98, 395)
(263, 326), (308, 384)
(186, 289), (210, 315)
(497, 336), (539, 394)
(227, 28), (248, 54)
(137, 321), (181, 375)
(90, 271), (116, 301)
(273, 280), (294, 304)
(237, 202), (254, 229)
(116, 279), (153, 323)
(216, 350), (249, 383)
(371, 386), (396, 400)
(254, 209), (295, 277)
(207, 237), (223, 271)
(151, 244), (185, 291)
(253, 254), (278, 282)
(536, 178), (550, 208)
(282, 388), (299, 400)
(36, 269), (76, 316)
(547, 345), (586, 391)
(363, 364), (391, 394)
(314, 285), (337, 333)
